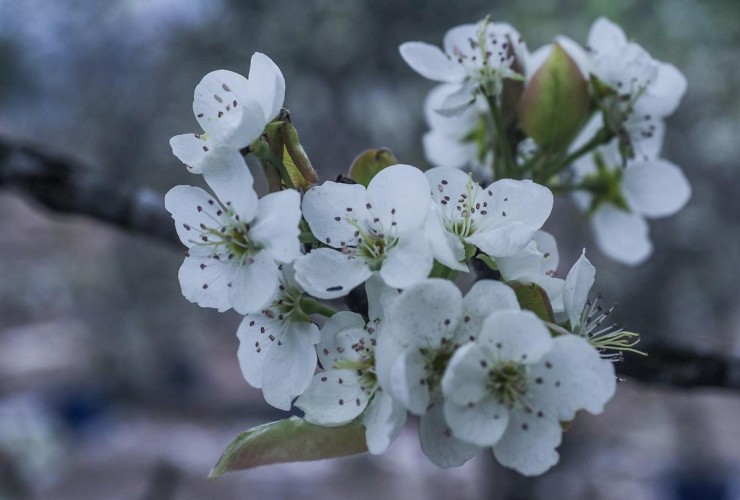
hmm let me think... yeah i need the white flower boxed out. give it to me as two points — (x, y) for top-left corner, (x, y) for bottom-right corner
(376, 278), (520, 467)
(585, 18), (686, 159)
(496, 230), (565, 313)
(295, 277), (406, 454)
(561, 251), (643, 359)
(169, 52), (285, 174)
(572, 142), (691, 265)
(236, 265), (319, 410)
(441, 309), (616, 476)
(424, 167), (553, 271)
(164, 162), (302, 314)
(294, 164), (434, 299)
(400, 19), (527, 115)
(422, 84), (491, 178)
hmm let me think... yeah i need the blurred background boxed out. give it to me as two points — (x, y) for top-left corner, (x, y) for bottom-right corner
(0, 0), (739, 498)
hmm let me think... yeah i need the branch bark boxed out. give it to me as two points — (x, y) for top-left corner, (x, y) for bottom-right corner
(2, 136), (739, 391)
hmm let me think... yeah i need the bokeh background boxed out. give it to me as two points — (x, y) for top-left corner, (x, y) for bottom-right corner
(1, 0), (739, 498)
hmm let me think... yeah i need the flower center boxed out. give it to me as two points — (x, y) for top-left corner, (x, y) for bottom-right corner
(347, 223), (398, 271)
(580, 152), (628, 213)
(487, 360), (528, 407)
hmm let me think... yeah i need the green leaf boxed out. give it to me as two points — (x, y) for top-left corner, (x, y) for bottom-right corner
(518, 43), (591, 154)
(509, 281), (555, 324)
(209, 417), (367, 478)
(348, 148), (399, 187)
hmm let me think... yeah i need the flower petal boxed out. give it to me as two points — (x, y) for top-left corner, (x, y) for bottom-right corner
(399, 42), (465, 83)
(479, 310), (552, 364)
(366, 164), (431, 234)
(587, 17), (627, 56)
(379, 229), (434, 289)
(441, 343), (492, 406)
(444, 395), (509, 447)
(365, 274), (399, 324)
(295, 369), (368, 425)
(390, 350), (430, 415)
(636, 62), (687, 118)
(249, 189), (302, 263)
(528, 335), (616, 421)
(164, 185), (229, 247)
(363, 391), (407, 455)
(201, 150), (258, 222)
(622, 159), (691, 218)
(169, 133), (216, 174)
(387, 279), (462, 349)
(563, 250), (595, 328)
(247, 52), (285, 123)
(316, 311), (367, 369)
(466, 223), (539, 258)
(434, 82), (478, 117)
(419, 397), (481, 468)
(456, 280), (520, 344)
(227, 250), (280, 314)
(423, 208), (468, 272)
(492, 407), (562, 476)
(293, 249), (372, 300)
(475, 179), (553, 234)
(424, 84), (479, 137)
(423, 130), (478, 170)
(262, 321), (320, 410)
(177, 251), (232, 312)
(236, 313), (281, 389)
(591, 205), (652, 265)
(301, 182), (371, 248)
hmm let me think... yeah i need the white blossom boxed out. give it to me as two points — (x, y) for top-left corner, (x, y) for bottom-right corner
(170, 52), (285, 174)
(295, 164), (434, 299)
(236, 265), (319, 410)
(441, 309), (616, 475)
(572, 141), (691, 265)
(400, 19), (527, 115)
(295, 277), (406, 454)
(424, 167), (553, 271)
(164, 162), (302, 314)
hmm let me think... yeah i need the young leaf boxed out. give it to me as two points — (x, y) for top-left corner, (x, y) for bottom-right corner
(209, 417), (367, 478)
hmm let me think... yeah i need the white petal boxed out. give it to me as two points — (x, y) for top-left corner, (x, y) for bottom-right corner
(419, 397), (481, 468)
(236, 313), (281, 389)
(399, 42), (466, 83)
(441, 343), (492, 406)
(466, 223), (539, 258)
(295, 369), (368, 425)
(424, 84), (479, 136)
(636, 62), (687, 118)
(262, 321), (320, 410)
(380, 230), (434, 289)
(201, 150), (258, 221)
(423, 130), (477, 170)
(247, 52), (285, 122)
(444, 395), (509, 447)
(169, 133), (215, 173)
(456, 280), (520, 344)
(317, 311), (367, 370)
(250, 189), (302, 263)
(423, 208), (468, 272)
(366, 164), (431, 234)
(390, 350), (430, 415)
(434, 82), (478, 117)
(363, 391), (407, 455)
(193, 69), (265, 147)
(177, 251), (232, 312)
(591, 205), (652, 265)
(622, 159), (691, 218)
(442, 23), (478, 57)
(492, 407), (562, 476)
(587, 17), (627, 55)
(496, 240), (545, 280)
(387, 279), (462, 349)
(563, 250), (595, 328)
(365, 274), (399, 324)
(164, 185), (229, 247)
(528, 335), (616, 421)
(227, 251), (280, 314)
(301, 182), (371, 247)
(293, 249), (372, 299)
(476, 179), (553, 234)
(479, 310), (552, 364)
(426, 166), (475, 206)
(533, 230), (559, 273)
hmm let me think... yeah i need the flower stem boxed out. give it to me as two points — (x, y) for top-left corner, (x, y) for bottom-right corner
(300, 297), (337, 317)
(484, 91), (517, 180)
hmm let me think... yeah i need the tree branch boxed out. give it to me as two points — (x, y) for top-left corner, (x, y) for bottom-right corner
(0, 136), (177, 246)
(2, 136), (739, 392)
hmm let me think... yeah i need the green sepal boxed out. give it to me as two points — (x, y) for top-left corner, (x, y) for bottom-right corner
(282, 122), (318, 185)
(519, 43), (591, 154)
(348, 148), (399, 187)
(209, 417), (367, 478)
(475, 253), (498, 271)
(508, 281), (555, 324)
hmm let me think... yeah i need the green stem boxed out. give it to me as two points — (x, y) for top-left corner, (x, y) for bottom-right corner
(536, 127), (613, 183)
(300, 297), (337, 317)
(250, 139), (296, 190)
(484, 91), (517, 180)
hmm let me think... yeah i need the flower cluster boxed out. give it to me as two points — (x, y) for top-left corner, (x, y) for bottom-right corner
(164, 15), (680, 477)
